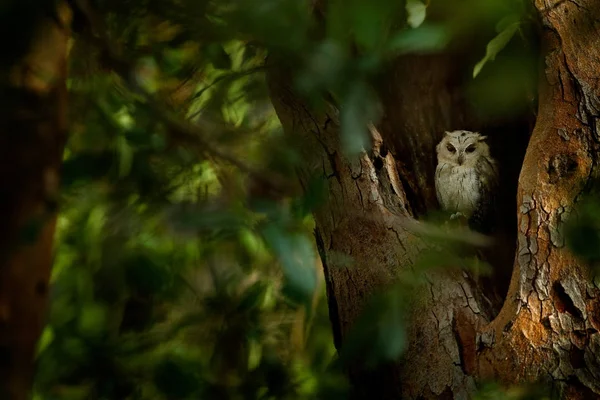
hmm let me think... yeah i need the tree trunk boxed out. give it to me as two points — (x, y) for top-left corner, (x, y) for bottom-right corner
(267, 0), (600, 398)
(476, 1), (600, 397)
(0, 3), (72, 399)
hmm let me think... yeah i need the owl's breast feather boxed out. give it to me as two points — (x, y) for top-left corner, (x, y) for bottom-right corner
(435, 165), (480, 216)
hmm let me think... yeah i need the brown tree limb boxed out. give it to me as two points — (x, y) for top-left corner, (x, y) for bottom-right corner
(0, 2), (72, 399)
(476, 1), (600, 396)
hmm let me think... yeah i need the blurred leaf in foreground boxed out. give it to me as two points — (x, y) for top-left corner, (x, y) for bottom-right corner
(473, 22), (519, 78)
(565, 193), (600, 269)
(339, 285), (407, 368)
(261, 223), (317, 305)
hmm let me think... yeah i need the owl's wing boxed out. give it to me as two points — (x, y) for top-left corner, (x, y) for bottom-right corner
(435, 165), (444, 207)
(469, 158), (499, 234)
(435, 163), (452, 210)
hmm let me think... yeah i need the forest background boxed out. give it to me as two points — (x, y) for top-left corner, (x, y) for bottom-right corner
(1, 0), (600, 399)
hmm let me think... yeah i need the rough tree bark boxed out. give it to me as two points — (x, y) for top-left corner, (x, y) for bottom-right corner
(0, 2), (72, 399)
(477, 0), (600, 397)
(267, 0), (600, 398)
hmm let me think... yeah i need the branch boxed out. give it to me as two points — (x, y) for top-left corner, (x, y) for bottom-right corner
(71, 0), (292, 195)
(189, 66), (265, 106)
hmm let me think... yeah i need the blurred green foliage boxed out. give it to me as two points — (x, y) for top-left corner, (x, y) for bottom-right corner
(473, 382), (551, 400)
(565, 186), (600, 278)
(0, 0), (559, 398)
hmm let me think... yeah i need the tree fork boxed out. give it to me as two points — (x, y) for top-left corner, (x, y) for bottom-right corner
(267, 53), (503, 398)
(0, 2), (72, 399)
(267, 0), (600, 398)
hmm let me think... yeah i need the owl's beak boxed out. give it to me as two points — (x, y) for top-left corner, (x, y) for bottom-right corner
(458, 154), (464, 165)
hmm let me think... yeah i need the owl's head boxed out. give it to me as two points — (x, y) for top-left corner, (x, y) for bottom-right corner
(436, 130), (490, 167)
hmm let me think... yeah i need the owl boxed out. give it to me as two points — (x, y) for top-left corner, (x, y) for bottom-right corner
(435, 130), (499, 234)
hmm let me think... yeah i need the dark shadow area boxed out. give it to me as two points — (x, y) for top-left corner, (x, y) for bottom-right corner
(466, 27), (539, 307)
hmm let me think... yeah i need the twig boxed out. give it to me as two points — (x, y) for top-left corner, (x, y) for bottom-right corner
(191, 65), (265, 103)
(149, 98), (292, 192)
(187, 65), (266, 120)
(71, 0), (290, 194)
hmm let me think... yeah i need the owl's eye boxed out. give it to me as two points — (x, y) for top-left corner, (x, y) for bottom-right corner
(466, 145), (476, 153)
(446, 144), (456, 153)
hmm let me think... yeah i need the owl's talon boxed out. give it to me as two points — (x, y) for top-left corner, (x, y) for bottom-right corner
(450, 212), (465, 220)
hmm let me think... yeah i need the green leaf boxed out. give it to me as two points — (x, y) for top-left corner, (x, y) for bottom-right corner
(114, 107), (134, 130)
(293, 174), (328, 216)
(239, 228), (270, 263)
(339, 286), (407, 367)
(261, 224), (317, 303)
(340, 81), (377, 156)
(85, 206), (106, 266)
(349, 0), (393, 50)
(406, 0), (427, 29)
(150, 133), (167, 151)
(376, 293), (407, 361)
(49, 296), (77, 327)
(495, 14), (521, 33)
(62, 337), (88, 360)
(167, 202), (247, 237)
(116, 136), (133, 178)
(261, 282), (277, 309)
(296, 39), (346, 95)
(204, 43), (232, 70)
(567, 223), (600, 261)
(564, 198), (600, 264)
(77, 302), (109, 339)
(237, 281), (270, 312)
(36, 327), (55, 356)
(247, 339), (262, 371)
(473, 22), (519, 78)
(75, 269), (95, 302)
(387, 24), (449, 54)
(133, 57), (159, 93)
